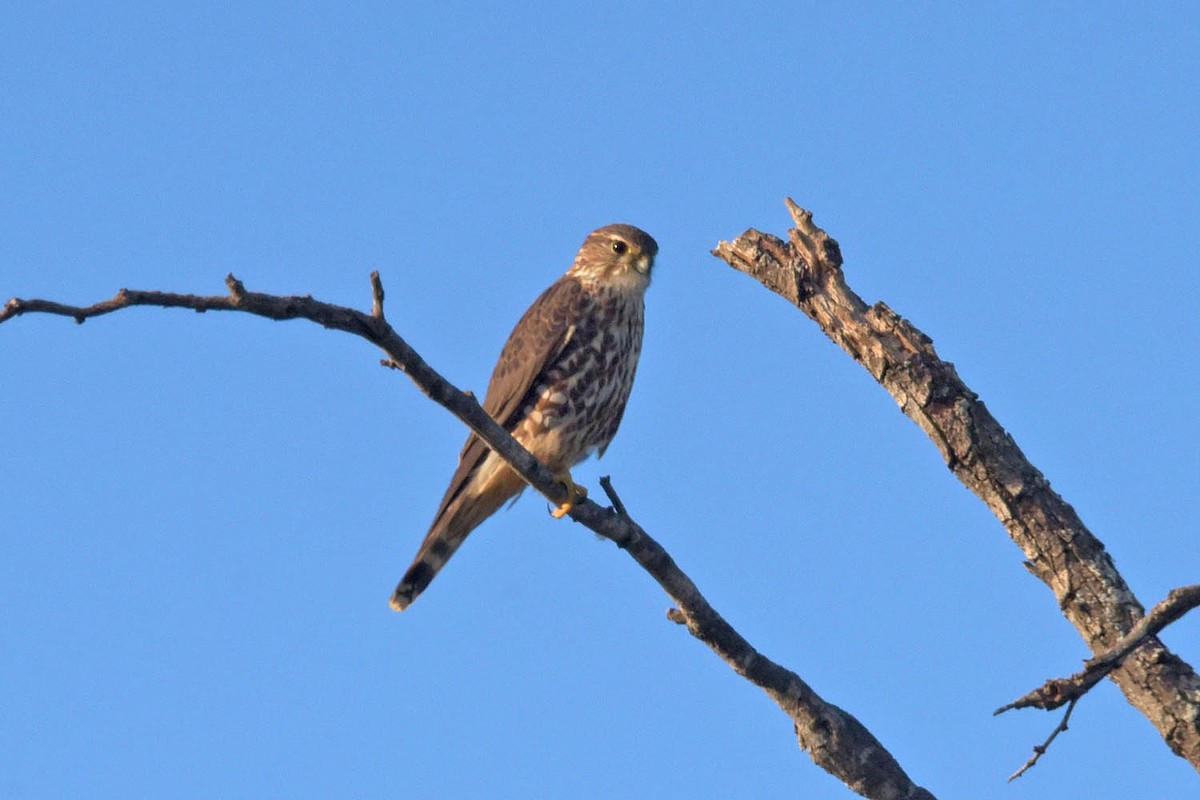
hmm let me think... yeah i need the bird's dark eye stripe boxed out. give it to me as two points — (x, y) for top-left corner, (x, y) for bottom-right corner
(611, 240), (628, 255)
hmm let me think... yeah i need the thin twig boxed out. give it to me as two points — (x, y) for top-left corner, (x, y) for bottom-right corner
(1007, 698), (1079, 781)
(598, 475), (629, 519)
(997, 585), (1200, 715)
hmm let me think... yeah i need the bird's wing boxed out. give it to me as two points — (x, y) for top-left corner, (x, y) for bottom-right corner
(429, 275), (587, 523)
(480, 275), (587, 430)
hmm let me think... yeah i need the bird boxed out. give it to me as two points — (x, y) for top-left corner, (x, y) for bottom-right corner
(389, 223), (658, 611)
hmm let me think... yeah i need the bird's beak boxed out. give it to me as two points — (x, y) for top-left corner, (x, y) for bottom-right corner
(635, 254), (653, 276)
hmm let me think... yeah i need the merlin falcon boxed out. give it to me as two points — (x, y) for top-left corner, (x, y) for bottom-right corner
(390, 223), (658, 611)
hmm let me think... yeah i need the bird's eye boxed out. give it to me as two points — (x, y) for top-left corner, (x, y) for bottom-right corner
(611, 240), (628, 255)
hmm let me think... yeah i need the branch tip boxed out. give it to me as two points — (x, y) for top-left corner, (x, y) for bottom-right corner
(225, 274), (246, 299)
(599, 475), (629, 519)
(784, 196), (809, 227)
(370, 271), (386, 319)
(1007, 698), (1079, 781)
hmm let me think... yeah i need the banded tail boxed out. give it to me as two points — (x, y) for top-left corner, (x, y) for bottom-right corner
(389, 458), (525, 611)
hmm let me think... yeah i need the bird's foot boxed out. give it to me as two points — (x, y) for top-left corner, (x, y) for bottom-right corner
(550, 471), (587, 519)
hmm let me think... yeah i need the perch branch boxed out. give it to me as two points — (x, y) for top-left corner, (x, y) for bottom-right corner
(3, 276), (935, 800)
(711, 199), (1200, 771)
(3, 278), (570, 507)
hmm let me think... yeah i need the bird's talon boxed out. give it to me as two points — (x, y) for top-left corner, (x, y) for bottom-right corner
(550, 473), (586, 518)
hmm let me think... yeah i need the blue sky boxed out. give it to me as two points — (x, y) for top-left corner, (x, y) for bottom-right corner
(3, 3), (1198, 798)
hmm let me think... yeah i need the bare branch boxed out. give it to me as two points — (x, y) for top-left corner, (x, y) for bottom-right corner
(573, 480), (937, 800)
(3, 275), (936, 800)
(998, 585), (1200, 715)
(1007, 698), (1079, 782)
(711, 199), (1200, 771)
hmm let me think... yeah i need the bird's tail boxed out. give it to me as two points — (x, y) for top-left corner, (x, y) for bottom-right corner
(389, 465), (525, 611)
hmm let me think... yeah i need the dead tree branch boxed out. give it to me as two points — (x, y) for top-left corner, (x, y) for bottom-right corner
(711, 199), (1200, 771)
(3, 274), (936, 800)
(1006, 698), (1079, 782)
(995, 585), (1200, 779)
(998, 584), (1200, 715)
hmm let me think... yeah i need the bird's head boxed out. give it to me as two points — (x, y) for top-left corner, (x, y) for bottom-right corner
(569, 224), (658, 291)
